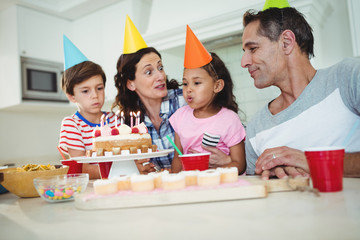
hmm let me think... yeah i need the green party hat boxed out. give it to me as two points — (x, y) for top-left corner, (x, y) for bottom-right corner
(263, 0), (290, 10)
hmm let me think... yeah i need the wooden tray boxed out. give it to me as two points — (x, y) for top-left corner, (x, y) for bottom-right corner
(75, 179), (267, 210)
(242, 176), (310, 192)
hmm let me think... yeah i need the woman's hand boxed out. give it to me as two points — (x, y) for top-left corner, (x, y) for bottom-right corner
(255, 146), (309, 179)
(135, 159), (156, 174)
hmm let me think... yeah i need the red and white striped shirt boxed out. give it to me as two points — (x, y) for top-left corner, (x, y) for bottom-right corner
(58, 111), (119, 155)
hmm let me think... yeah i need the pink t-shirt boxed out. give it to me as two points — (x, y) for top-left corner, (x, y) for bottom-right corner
(169, 106), (246, 155)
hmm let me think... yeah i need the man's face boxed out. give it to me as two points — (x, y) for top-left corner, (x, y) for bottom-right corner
(241, 20), (284, 89)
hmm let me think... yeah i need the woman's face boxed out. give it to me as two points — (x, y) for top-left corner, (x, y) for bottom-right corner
(128, 52), (168, 101)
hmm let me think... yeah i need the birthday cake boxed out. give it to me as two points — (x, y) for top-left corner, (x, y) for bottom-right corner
(90, 113), (155, 156)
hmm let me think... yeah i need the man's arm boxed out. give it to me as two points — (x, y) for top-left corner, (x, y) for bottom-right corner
(344, 152), (360, 177)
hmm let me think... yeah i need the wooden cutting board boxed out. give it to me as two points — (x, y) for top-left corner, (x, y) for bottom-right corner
(242, 176), (310, 192)
(75, 179), (267, 210)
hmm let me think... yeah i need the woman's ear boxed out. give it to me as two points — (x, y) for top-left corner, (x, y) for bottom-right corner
(214, 79), (225, 93)
(281, 30), (296, 55)
(66, 93), (76, 103)
(127, 80), (136, 91)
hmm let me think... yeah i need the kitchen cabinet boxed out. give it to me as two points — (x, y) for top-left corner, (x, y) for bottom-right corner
(0, 6), (72, 110)
(18, 7), (70, 63)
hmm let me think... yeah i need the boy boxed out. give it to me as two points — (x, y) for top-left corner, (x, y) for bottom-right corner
(58, 36), (118, 179)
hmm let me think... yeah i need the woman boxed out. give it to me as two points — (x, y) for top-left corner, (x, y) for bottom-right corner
(112, 47), (186, 171)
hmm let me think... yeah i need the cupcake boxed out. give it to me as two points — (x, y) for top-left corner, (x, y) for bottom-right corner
(130, 174), (155, 192)
(112, 175), (131, 191)
(148, 170), (169, 189)
(179, 170), (199, 186)
(217, 167), (238, 184)
(197, 169), (221, 187)
(93, 179), (118, 195)
(161, 174), (186, 191)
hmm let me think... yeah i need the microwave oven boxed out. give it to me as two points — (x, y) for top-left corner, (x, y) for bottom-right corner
(21, 56), (68, 102)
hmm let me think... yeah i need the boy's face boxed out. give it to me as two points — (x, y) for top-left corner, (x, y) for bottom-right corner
(67, 75), (105, 115)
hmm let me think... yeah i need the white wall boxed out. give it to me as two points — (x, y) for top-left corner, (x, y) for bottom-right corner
(316, 0), (353, 68)
(0, 0), (357, 166)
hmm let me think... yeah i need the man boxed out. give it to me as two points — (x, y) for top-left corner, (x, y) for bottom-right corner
(241, 6), (360, 179)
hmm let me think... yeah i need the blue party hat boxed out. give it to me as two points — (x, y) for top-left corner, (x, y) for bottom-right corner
(63, 35), (88, 70)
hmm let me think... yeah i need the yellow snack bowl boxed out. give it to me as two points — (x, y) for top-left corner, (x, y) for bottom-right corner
(0, 165), (69, 198)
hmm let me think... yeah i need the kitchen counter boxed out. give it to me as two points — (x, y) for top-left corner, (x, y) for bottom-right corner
(0, 178), (359, 240)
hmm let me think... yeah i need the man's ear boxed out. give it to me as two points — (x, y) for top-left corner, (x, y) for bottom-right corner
(214, 79), (225, 93)
(281, 30), (296, 55)
(66, 93), (76, 103)
(127, 80), (136, 91)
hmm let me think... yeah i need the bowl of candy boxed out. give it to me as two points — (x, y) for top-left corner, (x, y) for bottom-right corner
(0, 164), (69, 198)
(33, 173), (89, 203)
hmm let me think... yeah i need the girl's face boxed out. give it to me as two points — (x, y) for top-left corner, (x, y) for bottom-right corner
(127, 52), (168, 101)
(67, 75), (105, 116)
(182, 68), (222, 113)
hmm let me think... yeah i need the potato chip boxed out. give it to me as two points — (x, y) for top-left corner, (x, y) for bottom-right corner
(17, 164), (56, 172)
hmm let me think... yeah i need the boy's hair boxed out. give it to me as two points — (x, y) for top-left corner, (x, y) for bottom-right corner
(201, 52), (239, 114)
(112, 47), (179, 125)
(61, 61), (106, 95)
(243, 7), (314, 59)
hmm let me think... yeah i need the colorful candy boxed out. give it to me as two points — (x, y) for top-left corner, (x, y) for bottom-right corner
(39, 185), (82, 201)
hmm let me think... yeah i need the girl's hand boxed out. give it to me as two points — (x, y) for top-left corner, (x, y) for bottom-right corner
(135, 159), (156, 174)
(200, 145), (231, 167)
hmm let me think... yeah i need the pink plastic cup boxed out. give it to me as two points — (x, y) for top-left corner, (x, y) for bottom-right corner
(61, 160), (83, 174)
(179, 153), (210, 171)
(98, 162), (113, 179)
(304, 146), (344, 192)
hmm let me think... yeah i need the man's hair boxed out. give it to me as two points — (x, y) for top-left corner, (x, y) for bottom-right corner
(61, 61), (106, 95)
(243, 7), (314, 59)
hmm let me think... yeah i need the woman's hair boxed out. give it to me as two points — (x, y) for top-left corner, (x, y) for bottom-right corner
(61, 61), (106, 95)
(243, 7), (314, 59)
(201, 52), (239, 113)
(112, 47), (179, 124)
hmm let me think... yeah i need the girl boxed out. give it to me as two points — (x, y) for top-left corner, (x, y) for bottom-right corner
(170, 52), (246, 174)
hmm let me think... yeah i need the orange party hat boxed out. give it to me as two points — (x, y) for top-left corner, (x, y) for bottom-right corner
(184, 25), (212, 69)
(123, 15), (147, 54)
(263, 0), (290, 10)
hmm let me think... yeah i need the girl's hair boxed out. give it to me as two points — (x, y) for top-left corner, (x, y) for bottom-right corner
(201, 52), (239, 113)
(112, 47), (180, 125)
(61, 61), (106, 95)
(243, 7), (314, 59)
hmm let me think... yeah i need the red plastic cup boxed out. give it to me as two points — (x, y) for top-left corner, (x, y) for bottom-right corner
(61, 160), (83, 174)
(98, 162), (113, 179)
(304, 146), (344, 192)
(179, 153), (210, 171)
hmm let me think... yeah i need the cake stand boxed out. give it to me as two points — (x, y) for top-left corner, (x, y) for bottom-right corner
(70, 149), (174, 178)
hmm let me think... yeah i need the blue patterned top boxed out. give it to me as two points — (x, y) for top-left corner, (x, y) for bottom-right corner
(143, 89), (186, 169)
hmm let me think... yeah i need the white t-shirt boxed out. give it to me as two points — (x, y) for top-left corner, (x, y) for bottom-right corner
(245, 58), (360, 174)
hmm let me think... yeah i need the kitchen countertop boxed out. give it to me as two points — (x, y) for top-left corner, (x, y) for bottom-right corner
(0, 178), (359, 240)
